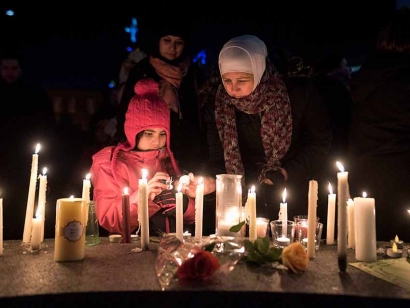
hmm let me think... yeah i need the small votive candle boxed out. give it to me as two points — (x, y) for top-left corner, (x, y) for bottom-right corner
(386, 242), (402, 258)
(390, 235), (404, 249)
(277, 236), (290, 246)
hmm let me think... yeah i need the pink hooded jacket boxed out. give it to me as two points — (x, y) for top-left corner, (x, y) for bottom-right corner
(90, 78), (195, 234)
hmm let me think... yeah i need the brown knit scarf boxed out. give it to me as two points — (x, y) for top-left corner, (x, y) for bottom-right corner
(149, 56), (190, 115)
(214, 64), (293, 184)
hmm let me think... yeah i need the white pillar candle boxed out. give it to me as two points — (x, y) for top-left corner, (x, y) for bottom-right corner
(194, 177), (204, 240)
(354, 192), (377, 262)
(336, 161), (348, 272)
(31, 206), (42, 251)
(248, 186), (257, 241)
(38, 167), (47, 242)
(347, 198), (355, 249)
(326, 182), (336, 245)
(138, 169), (149, 250)
(0, 198), (3, 255)
(279, 188), (288, 236)
(307, 180), (318, 258)
(23, 143), (40, 243)
(176, 183), (183, 241)
(82, 173), (91, 203)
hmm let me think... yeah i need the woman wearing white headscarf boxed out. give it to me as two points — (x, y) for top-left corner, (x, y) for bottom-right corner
(191, 35), (332, 228)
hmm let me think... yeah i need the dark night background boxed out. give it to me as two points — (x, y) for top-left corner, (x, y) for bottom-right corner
(0, 1), (408, 91)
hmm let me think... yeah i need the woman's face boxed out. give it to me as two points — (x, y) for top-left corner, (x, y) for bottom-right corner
(137, 128), (167, 151)
(222, 72), (254, 98)
(159, 35), (185, 61)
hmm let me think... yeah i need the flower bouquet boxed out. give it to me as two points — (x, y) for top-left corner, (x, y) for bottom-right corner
(155, 234), (245, 290)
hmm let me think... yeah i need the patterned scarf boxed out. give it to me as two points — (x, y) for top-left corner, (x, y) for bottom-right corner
(214, 64), (293, 184)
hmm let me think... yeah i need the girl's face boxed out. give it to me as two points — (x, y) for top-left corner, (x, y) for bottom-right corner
(159, 35), (185, 61)
(222, 72), (254, 98)
(137, 129), (167, 151)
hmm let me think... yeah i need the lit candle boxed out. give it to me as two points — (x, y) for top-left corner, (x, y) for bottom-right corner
(391, 235), (404, 249)
(195, 177), (204, 240)
(307, 180), (318, 258)
(38, 167), (48, 242)
(176, 183), (183, 241)
(138, 169), (149, 250)
(122, 187), (131, 243)
(82, 173), (91, 203)
(256, 217), (268, 238)
(326, 182), (336, 245)
(248, 185), (257, 241)
(279, 188), (288, 236)
(347, 198), (355, 249)
(354, 192), (377, 262)
(54, 197), (87, 262)
(0, 197), (3, 255)
(277, 236), (290, 246)
(386, 242), (402, 258)
(23, 143), (41, 243)
(31, 205), (42, 250)
(336, 161), (348, 271)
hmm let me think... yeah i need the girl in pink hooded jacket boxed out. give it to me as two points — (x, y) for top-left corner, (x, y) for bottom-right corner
(90, 78), (195, 235)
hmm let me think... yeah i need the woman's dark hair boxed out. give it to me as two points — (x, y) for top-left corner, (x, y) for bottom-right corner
(376, 7), (410, 54)
(135, 131), (144, 148)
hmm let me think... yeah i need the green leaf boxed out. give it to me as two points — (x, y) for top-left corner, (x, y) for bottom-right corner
(254, 237), (270, 255)
(203, 242), (216, 252)
(265, 247), (282, 262)
(246, 251), (265, 264)
(229, 221), (245, 233)
(244, 240), (255, 253)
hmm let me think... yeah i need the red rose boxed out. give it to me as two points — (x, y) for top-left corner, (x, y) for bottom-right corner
(176, 250), (220, 280)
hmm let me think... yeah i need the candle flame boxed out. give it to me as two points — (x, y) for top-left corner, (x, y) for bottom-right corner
(42, 167), (47, 175)
(141, 168), (148, 179)
(328, 182), (333, 194)
(250, 185), (255, 194)
(69, 195), (74, 200)
(35, 143), (41, 154)
(362, 191), (367, 198)
(123, 187), (129, 194)
(408, 210), (410, 214)
(395, 235), (399, 242)
(392, 242), (398, 252)
(85, 173), (91, 180)
(336, 161), (344, 172)
(282, 188), (287, 203)
(177, 183), (182, 192)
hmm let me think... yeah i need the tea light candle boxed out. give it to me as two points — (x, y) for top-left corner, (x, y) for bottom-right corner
(256, 217), (268, 238)
(176, 183), (183, 241)
(23, 143), (41, 243)
(183, 231), (191, 239)
(248, 185), (257, 241)
(277, 236), (290, 246)
(138, 169), (149, 250)
(391, 235), (404, 249)
(195, 177), (204, 240)
(386, 242), (402, 258)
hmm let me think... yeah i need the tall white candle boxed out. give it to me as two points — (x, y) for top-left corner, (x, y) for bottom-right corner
(31, 205), (42, 250)
(279, 188), (288, 236)
(82, 173), (91, 203)
(195, 177), (204, 240)
(307, 180), (318, 258)
(336, 161), (348, 272)
(176, 183), (183, 241)
(347, 198), (355, 249)
(0, 197), (3, 255)
(326, 182), (336, 245)
(23, 143), (41, 243)
(38, 167), (47, 242)
(354, 192), (377, 262)
(138, 169), (149, 250)
(248, 185), (257, 241)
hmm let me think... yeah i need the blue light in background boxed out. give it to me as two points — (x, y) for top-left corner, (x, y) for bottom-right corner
(108, 80), (116, 89)
(193, 50), (207, 65)
(124, 17), (138, 43)
(5, 9), (14, 16)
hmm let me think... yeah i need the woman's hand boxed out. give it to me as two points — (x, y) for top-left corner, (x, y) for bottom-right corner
(147, 172), (171, 201)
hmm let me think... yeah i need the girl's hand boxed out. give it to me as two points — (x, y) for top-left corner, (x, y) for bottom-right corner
(176, 174), (216, 198)
(147, 172), (170, 201)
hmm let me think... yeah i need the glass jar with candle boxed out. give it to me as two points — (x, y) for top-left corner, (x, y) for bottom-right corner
(294, 215), (322, 250)
(215, 174), (243, 238)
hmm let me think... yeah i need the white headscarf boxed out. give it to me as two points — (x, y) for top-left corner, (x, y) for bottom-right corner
(218, 35), (267, 91)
